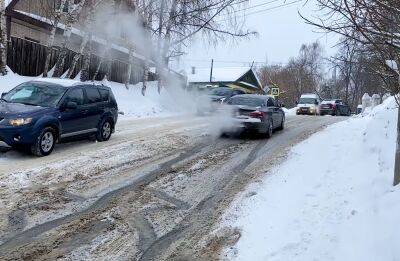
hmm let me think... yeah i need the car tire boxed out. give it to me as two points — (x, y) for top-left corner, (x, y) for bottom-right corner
(96, 118), (113, 142)
(277, 117), (285, 131)
(31, 127), (56, 157)
(265, 120), (273, 139)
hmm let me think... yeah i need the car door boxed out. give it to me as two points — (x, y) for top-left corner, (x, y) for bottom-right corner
(267, 98), (282, 128)
(59, 87), (88, 136)
(83, 86), (104, 130)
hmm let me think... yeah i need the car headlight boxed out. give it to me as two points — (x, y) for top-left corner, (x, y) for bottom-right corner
(9, 118), (33, 127)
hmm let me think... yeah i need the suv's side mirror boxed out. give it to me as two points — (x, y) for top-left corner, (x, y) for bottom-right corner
(1, 92), (7, 99)
(64, 101), (78, 110)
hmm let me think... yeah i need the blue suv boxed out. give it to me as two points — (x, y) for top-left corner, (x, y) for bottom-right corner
(0, 80), (118, 156)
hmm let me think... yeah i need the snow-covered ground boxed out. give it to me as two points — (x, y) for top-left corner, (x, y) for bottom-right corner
(0, 69), (195, 119)
(222, 97), (399, 260)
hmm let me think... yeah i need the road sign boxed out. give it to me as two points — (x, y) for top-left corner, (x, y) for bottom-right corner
(271, 87), (280, 97)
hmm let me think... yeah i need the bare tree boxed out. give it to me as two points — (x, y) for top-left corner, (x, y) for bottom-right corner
(302, 0), (400, 185)
(0, 0), (7, 75)
(43, 0), (68, 77)
(53, 0), (87, 77)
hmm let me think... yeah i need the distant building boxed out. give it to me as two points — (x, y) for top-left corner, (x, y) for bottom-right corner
(187, 67), (264, 94)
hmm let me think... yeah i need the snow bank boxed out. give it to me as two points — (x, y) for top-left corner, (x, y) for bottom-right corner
(222, 97), (399, 261)
(283, 107), (297, 116)
(0, 71), (193, 119)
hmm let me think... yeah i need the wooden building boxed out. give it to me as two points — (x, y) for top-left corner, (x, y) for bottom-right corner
(4, 0), (148, 83)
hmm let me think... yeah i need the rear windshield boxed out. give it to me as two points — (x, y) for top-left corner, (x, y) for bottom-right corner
(228, 96), (265, 107)
(3, 82), (67, 107)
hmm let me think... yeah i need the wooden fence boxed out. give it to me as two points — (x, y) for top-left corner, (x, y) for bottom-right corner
(6, 37), (146, 84)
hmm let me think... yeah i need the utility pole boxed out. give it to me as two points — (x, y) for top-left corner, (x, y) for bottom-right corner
(210, 59), (214, 82)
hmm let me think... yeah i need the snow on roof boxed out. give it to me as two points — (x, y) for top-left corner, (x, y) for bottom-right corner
(14, 10), (146, 61)
(187, 67), (251, 83)
(32, 77), (82, 87)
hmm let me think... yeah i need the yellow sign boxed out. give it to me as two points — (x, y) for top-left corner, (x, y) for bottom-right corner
(271, 87), (280, 97)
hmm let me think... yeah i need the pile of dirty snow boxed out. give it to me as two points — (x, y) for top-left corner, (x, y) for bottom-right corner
(282, 107), (297, 116)
(222, 96), (399, 261)
(0, 70), (194, 119)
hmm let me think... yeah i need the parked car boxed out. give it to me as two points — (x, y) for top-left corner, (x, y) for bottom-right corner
(0, 79), (118, 156)
(209, 87), (246, 103)
(320, 99), (351, 116)
(357, 105), (363, 114)
(224, 94), (285, 137)
(296, 94), (321, 115)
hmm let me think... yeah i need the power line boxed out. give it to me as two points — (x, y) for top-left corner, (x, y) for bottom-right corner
(217, 0), (303, 22)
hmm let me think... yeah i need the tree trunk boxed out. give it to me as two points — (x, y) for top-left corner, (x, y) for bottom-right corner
(124, 47), (134, 89)
(80, 33), (92, 82)
(0, 0), (7, 75)
(54, 0), (86, 77)
(43, 0), (68, 77)
(142, 63), (149, 96)
(92, 39), (111, 81)
(66, 32), (90, 79)
(156, 0), (165, 93)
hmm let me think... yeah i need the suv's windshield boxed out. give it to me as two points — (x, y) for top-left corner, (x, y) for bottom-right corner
(299, 97), (317, 104)
(3, 82), (67, 107)
(228, 96), (265, 107)
(211, 88), (233, 97)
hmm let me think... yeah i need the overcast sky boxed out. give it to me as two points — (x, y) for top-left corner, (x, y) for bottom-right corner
(174, 0), (339, 71)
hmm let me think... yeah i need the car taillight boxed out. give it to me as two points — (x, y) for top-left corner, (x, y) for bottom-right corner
(332, 104), (336, 109)
(249, 111), (265, 119)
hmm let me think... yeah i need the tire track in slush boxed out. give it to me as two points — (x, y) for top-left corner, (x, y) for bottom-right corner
(139, 140), (268, 261)
(0, 142), (212, 255)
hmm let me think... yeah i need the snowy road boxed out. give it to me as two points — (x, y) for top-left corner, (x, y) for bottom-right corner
(0, 115), (345, 260)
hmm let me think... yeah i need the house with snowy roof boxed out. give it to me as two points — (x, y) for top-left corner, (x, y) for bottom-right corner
(4, 0), (148, 83)
(187, 66), (264, 94)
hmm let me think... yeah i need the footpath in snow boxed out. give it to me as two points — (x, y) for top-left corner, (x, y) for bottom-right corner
(222, 97), (399, 261)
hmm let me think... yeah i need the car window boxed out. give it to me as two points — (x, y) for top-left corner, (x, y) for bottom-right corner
(64, 88), (84, 105)
(228, 96), (265, 107)
(267, 98), (275, 107)
(3, 82), (66, 107)
(99, 89), (110, 102)
(85, 87), (102, 104)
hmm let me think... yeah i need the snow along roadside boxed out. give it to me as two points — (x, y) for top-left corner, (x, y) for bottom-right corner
(220, 96), (399, 261)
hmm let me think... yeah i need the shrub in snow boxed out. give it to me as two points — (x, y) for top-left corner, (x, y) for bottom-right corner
(371, 94), (381, 108)
(362, 93), (371, 112)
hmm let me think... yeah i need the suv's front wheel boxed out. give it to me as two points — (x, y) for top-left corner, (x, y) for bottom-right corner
(96, 118), (113, 142)
(31, 127), (56, 157)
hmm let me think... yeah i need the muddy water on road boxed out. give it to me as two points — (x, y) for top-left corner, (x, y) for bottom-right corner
(0, 115), (345, 260)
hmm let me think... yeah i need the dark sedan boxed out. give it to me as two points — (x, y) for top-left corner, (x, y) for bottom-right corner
(224, 94), (285, 138)
(320, 99), (351, 116)
(209, 87), (246, 103)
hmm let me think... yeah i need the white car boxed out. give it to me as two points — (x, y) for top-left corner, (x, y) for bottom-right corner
(296, 94), (321, 115)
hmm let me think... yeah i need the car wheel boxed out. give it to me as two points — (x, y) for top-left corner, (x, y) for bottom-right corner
(96, 118), (113, 142)
(277, 117), (285, 131)
(265, 120), (273, 139)
(31, 127), (56, 157)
